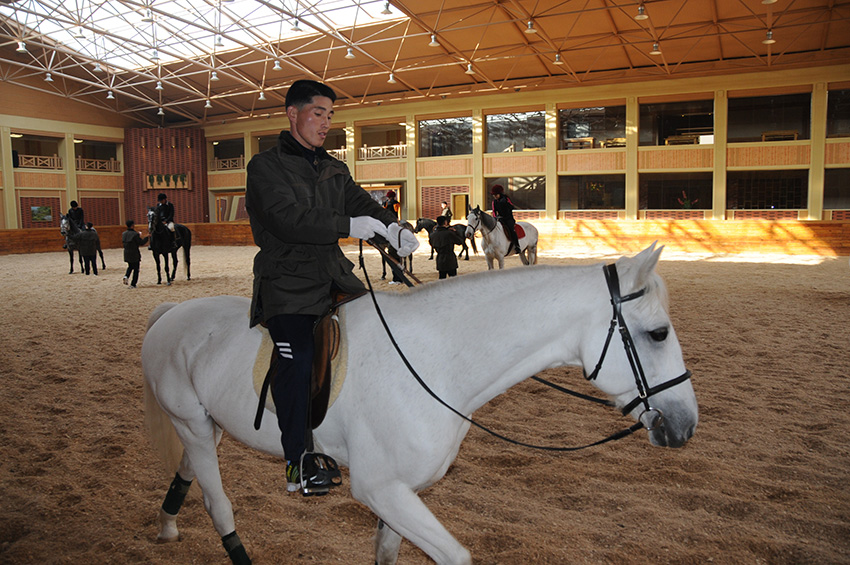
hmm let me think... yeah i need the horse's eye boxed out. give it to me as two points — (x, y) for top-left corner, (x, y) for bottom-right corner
(649, 328), (669, 342)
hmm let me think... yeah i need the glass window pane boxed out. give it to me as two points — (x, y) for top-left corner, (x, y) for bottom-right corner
(728, 93), (811, 142)
(558, 174), (625, 210)
(827, 89), (850, 138)
(558, 106), (625, 149)
(214, 138), (244, 159)
(418, 117), (473, 157)
(639, 100), (714, 146)
(486, 177), (545, 210)
(638, 172), (712, 209)
(726, 170), (808, 209)
(824, 168), (850, 209)
(485, 111), (544, 153)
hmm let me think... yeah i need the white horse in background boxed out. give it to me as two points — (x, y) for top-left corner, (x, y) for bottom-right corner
(142, 244), (698, 565)
(466, 205), (538, 269)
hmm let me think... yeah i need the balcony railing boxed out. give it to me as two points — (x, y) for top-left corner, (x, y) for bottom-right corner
(75, 157), (121, 172)
(211, 156), (245, 171)
(358, 144), (407, 160)
(327, 147), (348, 161)
(17, 154), (63, 169)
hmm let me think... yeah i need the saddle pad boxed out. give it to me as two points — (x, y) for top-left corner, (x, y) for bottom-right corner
(252, 311), (348, 416)
(514, 224), (526, 239)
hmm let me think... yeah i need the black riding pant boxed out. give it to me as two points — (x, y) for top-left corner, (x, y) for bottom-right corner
(265, 313), (318, 464)
(83, 254), (98, 275)
(124, 261), (140, 286)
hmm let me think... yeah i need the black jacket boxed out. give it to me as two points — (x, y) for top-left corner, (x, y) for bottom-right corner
(122, 229), (149, 262)
(429, 225), (464, 272)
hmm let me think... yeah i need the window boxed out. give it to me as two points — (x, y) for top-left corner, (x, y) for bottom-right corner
(728, 93), (811, 142)
(639, 100), (714, 146)
(559, 174), (625, 210)
(558, 105), (625, 149)
(639, 173), (712, 210)
(418, 117), (473, 157)
(213, 138), (244, 159)
(485, 111), (544, 153)
(824, 169), (850, 209)
(726, 170), (808, 209)
(360, 124), (405, 160)
(486, 177), (545, 210)
(74, 140), (117, 161)
(257, 135), (277, 153)
(827, 89), (850, 138)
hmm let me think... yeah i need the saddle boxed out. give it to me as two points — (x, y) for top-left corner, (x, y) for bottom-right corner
(499, 222), (525, 243)
(254, 291), (364, 431)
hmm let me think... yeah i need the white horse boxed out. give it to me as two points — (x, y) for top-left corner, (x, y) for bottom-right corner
(465, 205), (538, 269)
(142, 244), (697, 565)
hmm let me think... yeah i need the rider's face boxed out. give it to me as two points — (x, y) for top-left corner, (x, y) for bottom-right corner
(287, 96), (334, 150)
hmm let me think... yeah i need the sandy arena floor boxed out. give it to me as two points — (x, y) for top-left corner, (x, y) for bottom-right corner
(1, 241), (848, 564)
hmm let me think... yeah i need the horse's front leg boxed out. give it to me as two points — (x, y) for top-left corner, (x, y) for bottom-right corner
(169, 251), (178, 284)
(375, 519), (403, 565)
(429, 244), (435, 260)
(99, 250), (106, 270)
(154, 254), (163, 284)
(68, 249), (75, 274)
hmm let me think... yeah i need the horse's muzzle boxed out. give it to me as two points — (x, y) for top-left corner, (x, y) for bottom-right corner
(647, 406), (697, 448)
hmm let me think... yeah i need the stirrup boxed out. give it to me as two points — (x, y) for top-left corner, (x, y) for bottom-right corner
(299, 452), (342, 496)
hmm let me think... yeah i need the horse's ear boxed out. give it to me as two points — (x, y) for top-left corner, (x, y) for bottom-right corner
(617, 242), (663, 291)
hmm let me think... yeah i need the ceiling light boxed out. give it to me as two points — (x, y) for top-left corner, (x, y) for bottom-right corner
(16, 41), (26, 53)
(72, 27), (85, 39)
(763, 30), (776, 44)
(157, 107), (165, 115)
(215, 35), (224, 47)
(258, 91), (266, 101)
(93, 62), (103, 73)
(273, 60), (282, 71)
(553, 53), (563, 65)
(429, 34), (439, 47)
(141, 9), (154, 22)
(106, 90), (115, 100)
(525, 21), (537, 34)
(345, 47), (355, 59)
(650, 42), (661, 55)
(204, 99), (212, 108)
(381, 1), (392, 15)
(44, 72), (53, 82)
(151, 49), (160, 61)
(635, 5), (648, 21)
(465, 63), (475, 75)
(10, 133), (23, 138)
(155, 80), (163, 90)
(762, 0), (777, 4)
(73, 139), (84, 144)
(291, 19), (302, 32)
(387, 73), (396, 84)
(210, 70), (219, 81)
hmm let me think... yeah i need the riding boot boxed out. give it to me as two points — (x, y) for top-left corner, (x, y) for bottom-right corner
(511, 232), (521, 254)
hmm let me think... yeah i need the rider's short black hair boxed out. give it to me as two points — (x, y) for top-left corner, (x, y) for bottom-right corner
(437, 215), (448, 226)
(157, 193), (167, 201)
(70, 200), (78, 207)
(285, 80), (337, 109)
(126, 220), (135, 229)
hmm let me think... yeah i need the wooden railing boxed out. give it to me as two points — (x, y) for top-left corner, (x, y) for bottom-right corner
(358, 144), (407, 160)
(327, 147), (348, 160)
(75, 157), (121, 172)
(211, 156), (245, 171)
(17, 154), (63, 169)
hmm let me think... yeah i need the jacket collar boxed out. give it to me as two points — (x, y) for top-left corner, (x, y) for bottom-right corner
(277, 130), (330, 162)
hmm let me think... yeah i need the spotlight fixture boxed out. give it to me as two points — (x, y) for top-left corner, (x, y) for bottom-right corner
(381, 1), (392, 15)
(465, 63), (475, 75)
(215, 34), (224, 47)
(93, 62), (103, 73)
(16, 41), (27, 53)
(344, 47), (355, 59)
(157, 107), (165, 116)
(273, 59), (282, 71)
(635, 5), (648, 21)
(141, 8), (154, 22)
(650, 42), (661, 55)
(258, 91), (266, 101)
(151, 49), (160, 61)
(762, 30), (776, 45)
(291, 19), (302, 32)
(204, 99), (212, 109)
(429, 34), (439, 47)
(44, 72), (53, 82)
(210, 70), (219, 81)
(524, 21), (538, 34)
(72, 27), (85, 39)
(387, 72), (396, 84)
(155, 80), (163, 90)
(553, 53), (563, 65)
(106, 90), (115, 100)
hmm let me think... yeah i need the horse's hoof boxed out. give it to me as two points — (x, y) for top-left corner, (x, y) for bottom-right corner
(156, 533), (180, 544)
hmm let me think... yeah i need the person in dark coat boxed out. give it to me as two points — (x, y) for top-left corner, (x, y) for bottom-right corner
(72, 222), (101, 275)
(122, 220), (149, 288)
(491, 184), (521, 254)
(154, 193), (178, 249)
(66, 200), (85, 230)
(245, 79), (418, 497)
(383, 190), (404, 285)
(429, 215), (464, 279)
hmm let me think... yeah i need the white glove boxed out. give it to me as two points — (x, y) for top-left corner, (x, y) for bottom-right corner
(349, 216), (388, 241)
(388, 223), (420, 257)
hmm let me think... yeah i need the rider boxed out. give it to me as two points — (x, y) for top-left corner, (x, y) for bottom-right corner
(67, 200), (85, 230)
(245, 79), (418, 496)
(490, 184), (521, 254)
(155, 193), (178, 249)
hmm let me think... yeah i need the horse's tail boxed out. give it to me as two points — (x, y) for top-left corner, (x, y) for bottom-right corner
(143, 302), (184, 475)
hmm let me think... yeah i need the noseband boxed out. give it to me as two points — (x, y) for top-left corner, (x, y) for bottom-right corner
(583, 263), (692, 429)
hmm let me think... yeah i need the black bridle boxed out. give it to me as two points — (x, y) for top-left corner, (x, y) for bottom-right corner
(358, 247), (692, 451)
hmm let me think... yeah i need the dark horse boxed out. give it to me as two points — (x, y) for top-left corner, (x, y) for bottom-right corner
(371, 221), (414, 282)
(413, 217), (477, 261)
(60, 214), (105, 274)
(147, 208), (192, 285)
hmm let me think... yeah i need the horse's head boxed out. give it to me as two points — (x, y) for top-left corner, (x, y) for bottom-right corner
(465, 206), (481, 238)
(581, 243), (698, 448)
(60, 214), (77, 236)
(147, 207), (157, 231)
(414, 218), (427, 233)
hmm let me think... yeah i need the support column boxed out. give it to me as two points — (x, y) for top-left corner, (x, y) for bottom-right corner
(471, 110), (484, 210)
(545, 102), (559, 220)
(624, 96), (639, 220)
(0, 126), (18, 228)
(712, 90), (728, 220)
(405, 115), (417, 220)
(808, 82), (827, 220)
(62, 133), (78, 213)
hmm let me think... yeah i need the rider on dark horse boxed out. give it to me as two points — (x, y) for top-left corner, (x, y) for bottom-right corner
(491, 184), (521, 254)
(63, 200), (85, 249)
(154, 193), (179, 249)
